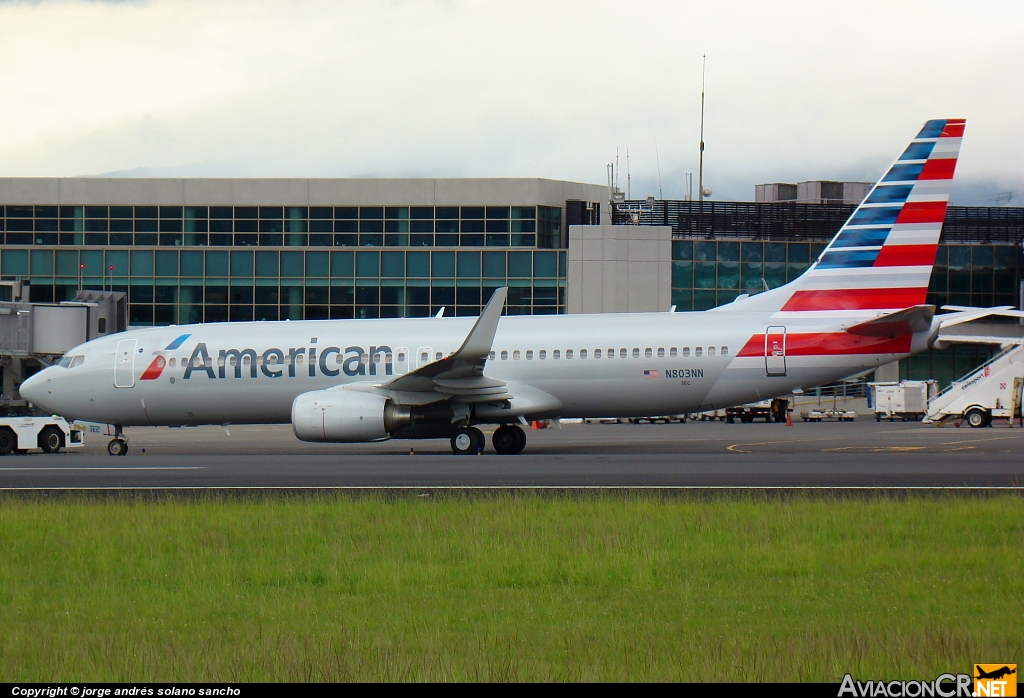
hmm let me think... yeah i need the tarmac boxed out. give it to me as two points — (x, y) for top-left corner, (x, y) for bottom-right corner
(1, 417), (1022, 489)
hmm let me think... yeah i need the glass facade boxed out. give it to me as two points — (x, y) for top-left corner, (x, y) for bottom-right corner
(668, 240), (1024, 312)
(0, 204), (565, 323)
(0, 204), (562, 250)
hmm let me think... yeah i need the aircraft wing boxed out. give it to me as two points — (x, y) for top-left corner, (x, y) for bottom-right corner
(378, 287), (511, 403)
(845, 305), (936, 337)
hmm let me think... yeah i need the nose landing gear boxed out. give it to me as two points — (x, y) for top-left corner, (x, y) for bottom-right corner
(107, 426), (128, 456)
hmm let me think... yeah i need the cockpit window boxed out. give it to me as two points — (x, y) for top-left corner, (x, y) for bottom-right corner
(58, 356), (73, 368)
(70, 355), (85, 368)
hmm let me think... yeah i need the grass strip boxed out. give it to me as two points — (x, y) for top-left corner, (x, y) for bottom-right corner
(0, 492), (1021, 681)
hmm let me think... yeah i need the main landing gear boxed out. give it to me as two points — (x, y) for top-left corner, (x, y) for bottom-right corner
(451, 426), (485, 454)
(492, 424), (526, 455)
(449, 424), (527, 455)
(107, 426), (128, 456)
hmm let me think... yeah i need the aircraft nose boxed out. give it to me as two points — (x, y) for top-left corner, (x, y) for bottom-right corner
(19, 367), (53, 407)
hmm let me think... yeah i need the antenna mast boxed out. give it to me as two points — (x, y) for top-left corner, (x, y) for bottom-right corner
(655, 137), (663, 200)
(698, 53), (706, 205)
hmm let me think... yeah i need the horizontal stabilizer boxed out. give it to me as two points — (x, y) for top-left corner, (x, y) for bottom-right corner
(846, 304), (935, 337)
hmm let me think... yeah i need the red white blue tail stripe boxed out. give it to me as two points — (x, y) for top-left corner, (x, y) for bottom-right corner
(778, 119), (964, 314)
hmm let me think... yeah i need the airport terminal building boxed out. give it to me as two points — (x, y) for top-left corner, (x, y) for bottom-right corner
(0, 177), (607, 323)
(1, 175), (1022, 389)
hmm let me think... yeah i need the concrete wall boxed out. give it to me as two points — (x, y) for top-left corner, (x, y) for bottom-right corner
(0, 177), (610, 220)
(566, 225), (672, 314)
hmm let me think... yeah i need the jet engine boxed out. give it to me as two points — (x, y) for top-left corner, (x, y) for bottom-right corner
(292, 389), (398, 442)
(291, 388), (456, 442)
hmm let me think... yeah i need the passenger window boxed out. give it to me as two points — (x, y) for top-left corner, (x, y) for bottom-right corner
(695, 347), (703, 357)
(58, 356), (73, 368)
(488, 351), (495, 360)
(682, 347), (690, 357)
(645, 348), (652, 358)
(501, 350), (508, 360)
(169, 358), (176, 367)
(398, 352), (407, 362)
(539, 350), (547, 359)
(526, 350), (533, 360)
(513, 350), (521, 360)
(435, 352), (443, 361)
(608, 348), (614, 358)
(721, 346), (729, 355)
(708, 346), (716, 357)
(594, 349), (602, 358)
(553, 349), (560, 359)
(670, 347), (678, 358)
(620, 348), (627, 358)
(566, 349), (573, 359)
(580, 349), (587, 359)
(632, 348), (639, 358)
(657, 348), (665, 358)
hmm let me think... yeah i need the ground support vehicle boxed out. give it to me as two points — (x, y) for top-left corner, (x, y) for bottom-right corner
(691, 409), (726, 421)
(624, 415), (687, 424)
(800, 409), (857, 422)
(726, 398), (790, 423)
(924, 344), (1024, 427)
(870, 380), (938, 422)
(0, 416), (84, 454)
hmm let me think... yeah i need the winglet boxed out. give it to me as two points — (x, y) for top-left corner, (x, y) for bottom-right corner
(452, 287), (507, 360)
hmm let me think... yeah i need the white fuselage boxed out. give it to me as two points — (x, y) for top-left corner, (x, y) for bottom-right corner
(21, 308), (927, 427)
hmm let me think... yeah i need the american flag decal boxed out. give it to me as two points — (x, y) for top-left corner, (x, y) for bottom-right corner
(643, 370), (660, 379)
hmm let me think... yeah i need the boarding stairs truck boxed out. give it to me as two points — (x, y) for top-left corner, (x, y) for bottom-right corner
(923, 342), (1024, 427)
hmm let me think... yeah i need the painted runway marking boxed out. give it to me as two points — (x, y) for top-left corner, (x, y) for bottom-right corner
(0, 467), (205, 471)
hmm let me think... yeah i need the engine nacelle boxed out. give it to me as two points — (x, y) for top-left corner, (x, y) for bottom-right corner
(292, 389), (403, 443)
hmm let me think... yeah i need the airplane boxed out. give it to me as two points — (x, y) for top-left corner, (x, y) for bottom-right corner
(975, 666), (1016, 681)
(20, 118), (972, 456)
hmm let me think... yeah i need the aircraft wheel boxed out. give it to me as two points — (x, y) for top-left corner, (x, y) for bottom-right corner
(492, 425), (524, 455)
(450, 427), (484, 455)
(0, 428), (15, 456)
(108, 438), (129, 456)
(964, 409), (988, 428)
(39, 426), (64, 454)
(493, 424), (526, 454)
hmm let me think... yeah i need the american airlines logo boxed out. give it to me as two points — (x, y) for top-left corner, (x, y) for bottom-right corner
(141, 334), (395, 381)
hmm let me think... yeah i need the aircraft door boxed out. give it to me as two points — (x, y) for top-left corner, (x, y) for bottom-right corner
(114, 338), (138, 388)
(765, 326), (787, 377)
(394, 347), (409, 375)
(416, 346), (433, 369)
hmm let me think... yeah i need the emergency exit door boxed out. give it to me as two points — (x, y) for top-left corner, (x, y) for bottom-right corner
(765, 326), (787, 377)
(114, 339), (137, 388)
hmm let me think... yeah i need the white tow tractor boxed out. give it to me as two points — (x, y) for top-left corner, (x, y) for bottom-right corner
(0, 416), (84, 455)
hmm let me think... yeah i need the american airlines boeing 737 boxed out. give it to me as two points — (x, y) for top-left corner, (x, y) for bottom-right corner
(20, 119), (971, 456)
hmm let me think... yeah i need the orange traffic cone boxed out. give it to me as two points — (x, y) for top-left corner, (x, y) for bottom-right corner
(786, 410), (793, 427)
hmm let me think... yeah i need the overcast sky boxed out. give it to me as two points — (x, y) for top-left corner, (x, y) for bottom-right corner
(0, 0), (1021, 203)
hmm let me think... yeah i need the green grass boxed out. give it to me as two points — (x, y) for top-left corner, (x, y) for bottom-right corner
(0, 492), (1021, 681)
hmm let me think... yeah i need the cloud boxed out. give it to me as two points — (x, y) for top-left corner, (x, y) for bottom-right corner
(1, 0), (1021, 201)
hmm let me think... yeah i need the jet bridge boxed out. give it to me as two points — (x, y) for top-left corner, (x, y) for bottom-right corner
(0, 285), (126, 413)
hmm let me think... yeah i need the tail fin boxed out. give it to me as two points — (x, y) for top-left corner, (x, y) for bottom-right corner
(750, 119), (964, 315)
